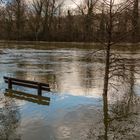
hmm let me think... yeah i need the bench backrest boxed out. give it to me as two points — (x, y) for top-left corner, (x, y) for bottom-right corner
(4, 76), (50, 92)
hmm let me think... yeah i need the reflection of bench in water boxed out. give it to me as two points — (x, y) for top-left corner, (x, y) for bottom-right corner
(5, 90), (50, 105)
(4, 76), (50, 105)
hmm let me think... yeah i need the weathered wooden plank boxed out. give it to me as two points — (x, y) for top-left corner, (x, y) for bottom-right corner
(38, 83), (42, 95)
(8, 78), (12, 89)
(5, 80), (50, 91)
(4, 76), (50, 87)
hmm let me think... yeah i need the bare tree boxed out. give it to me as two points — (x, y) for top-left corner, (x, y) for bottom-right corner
(5, 0), (26, 40)
(0, 0), (139, 42)
(83, 1), (139, 138)
(42, 0), (55, 40)
(72, 0), (99, 41)
(132, 0), (139, 43)
(29, 0), (44, 41)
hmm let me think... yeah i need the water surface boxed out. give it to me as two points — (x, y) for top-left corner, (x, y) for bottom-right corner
(0, 43), (140, 140)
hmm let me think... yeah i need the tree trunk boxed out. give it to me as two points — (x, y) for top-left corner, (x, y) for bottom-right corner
(103, 94), (109, 140)
(132, 0), (139, 43)
(103, 45), (110, 96)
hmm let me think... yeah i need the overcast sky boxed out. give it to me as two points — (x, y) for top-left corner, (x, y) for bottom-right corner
(64, 0), (122, 9)
(26, 0), (121, 8)
(64, 0), (81, 8)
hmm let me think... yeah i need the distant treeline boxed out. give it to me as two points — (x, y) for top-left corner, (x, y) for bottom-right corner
(0, 0), (139, 42)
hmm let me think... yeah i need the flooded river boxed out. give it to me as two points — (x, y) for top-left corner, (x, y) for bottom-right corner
(0, 43), (140, 140)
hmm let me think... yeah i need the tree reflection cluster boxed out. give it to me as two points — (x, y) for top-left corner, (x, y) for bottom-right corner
(0, 96), (20, 139)
(85, 49), (140, 140)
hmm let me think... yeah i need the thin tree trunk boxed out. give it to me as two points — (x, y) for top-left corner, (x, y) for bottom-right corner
(103, 94), (108, 140)
(103, 44), (110, 140)
(102, 1), (112, 138)
(103, 45), (110, 96)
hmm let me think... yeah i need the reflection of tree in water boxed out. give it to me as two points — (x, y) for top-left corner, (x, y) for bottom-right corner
(86, 53), (140, 140)
(82, 56), (95, 95)
(0, 97), (21, 139)
(108, 57), (140, 140)
(82, 50), (104, 95)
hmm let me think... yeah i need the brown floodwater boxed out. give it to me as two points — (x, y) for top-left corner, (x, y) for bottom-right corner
(0, 43), (140, 140)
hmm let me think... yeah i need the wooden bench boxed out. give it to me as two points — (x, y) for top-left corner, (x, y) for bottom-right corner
(4, 76), (51, 96)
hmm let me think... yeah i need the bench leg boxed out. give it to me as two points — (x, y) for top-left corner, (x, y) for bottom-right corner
(8, 78), (12, 89)
(38, 84), (42, 96)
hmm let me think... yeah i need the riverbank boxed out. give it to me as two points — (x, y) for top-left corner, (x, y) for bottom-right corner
(0, 40), (139, 50)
